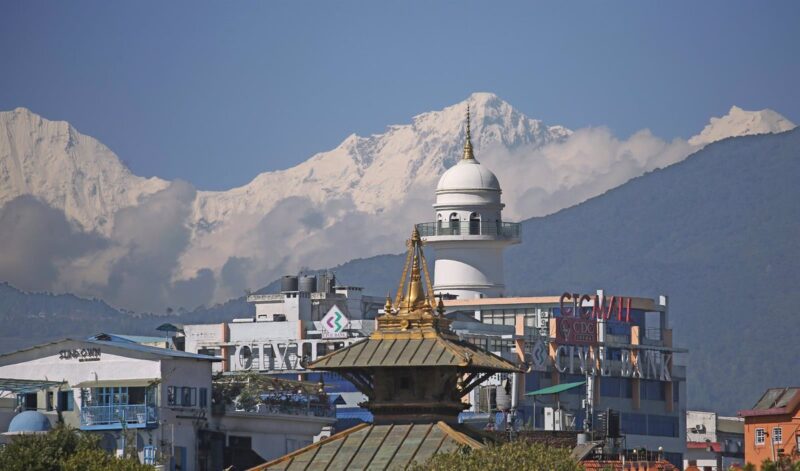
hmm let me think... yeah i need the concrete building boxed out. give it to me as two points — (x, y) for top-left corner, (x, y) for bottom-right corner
(183, 275), (383, 376)
(0, 336), (336, 471)
(440, 292), (688, 468)
(738, 387), (800, 469)
(418, 107), (520, 299)
(684, 410), (744, 470)
(0, 337), (216, 469)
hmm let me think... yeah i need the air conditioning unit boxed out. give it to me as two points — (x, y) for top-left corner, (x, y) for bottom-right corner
(544, 407), (572, 431)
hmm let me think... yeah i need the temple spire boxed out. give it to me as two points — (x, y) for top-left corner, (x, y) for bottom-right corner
(462, 105), (475, 161)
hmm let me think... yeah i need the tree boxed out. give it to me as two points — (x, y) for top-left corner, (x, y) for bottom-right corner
(0, 424), (152, 471)
(410, 441), (583, 471)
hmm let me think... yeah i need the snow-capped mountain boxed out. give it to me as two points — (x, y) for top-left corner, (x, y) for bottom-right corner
(0, 108), (169, 234)
(0, 95), (795, 311)
(689, 105), (795, 146)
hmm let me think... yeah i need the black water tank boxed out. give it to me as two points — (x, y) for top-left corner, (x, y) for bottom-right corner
(281, 275), (299, 292)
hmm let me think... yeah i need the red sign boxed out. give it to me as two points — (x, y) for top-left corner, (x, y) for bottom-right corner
(555, 317), (597, 345)
(559, 292), (632, 323)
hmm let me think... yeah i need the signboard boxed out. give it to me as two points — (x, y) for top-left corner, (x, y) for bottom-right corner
(555, 317), (597, 345)
(322, 305), (349, 338)
(528, 338), (548, 372)
(59, 348), (101, 362)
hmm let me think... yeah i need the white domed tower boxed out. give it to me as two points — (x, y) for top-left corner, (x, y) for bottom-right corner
(418, 107), (521, 299)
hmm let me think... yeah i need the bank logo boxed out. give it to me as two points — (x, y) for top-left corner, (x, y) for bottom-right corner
(323, 305), (349, 334)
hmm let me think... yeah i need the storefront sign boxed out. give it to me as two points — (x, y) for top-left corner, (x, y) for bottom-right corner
(553, 344), (672, 381)
(559, 292), (632, 323)
(322, 305), (349, 335)
(59, 348), (101, 362)
(555, 317), (597, 345)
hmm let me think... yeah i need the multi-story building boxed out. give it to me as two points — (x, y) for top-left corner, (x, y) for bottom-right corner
(441, 292), (687, 468)
(0, 337), (216, 469)
(738, 387), (800, 469)
(684, 410), (745, 470)
(0, 335), (336, 471)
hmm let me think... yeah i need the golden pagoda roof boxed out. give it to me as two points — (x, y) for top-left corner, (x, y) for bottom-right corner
(248, 421), (485, 471)
(306, 227), (523, 374)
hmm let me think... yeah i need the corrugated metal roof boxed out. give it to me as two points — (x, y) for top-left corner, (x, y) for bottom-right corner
(0, 338), (220, 362)
(249, 421), (484, 470)
(525, 380), (586, 396)
(739, 387), (800, 417)
(308, 337), (521, 373)
(0, 378), (65, 393)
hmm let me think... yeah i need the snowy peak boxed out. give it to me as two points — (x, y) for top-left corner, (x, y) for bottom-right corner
(689, 105), (795, 146)
(0, 107), (169, 234)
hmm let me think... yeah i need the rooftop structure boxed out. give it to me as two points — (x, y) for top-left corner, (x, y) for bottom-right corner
(738, 387), (800, 469)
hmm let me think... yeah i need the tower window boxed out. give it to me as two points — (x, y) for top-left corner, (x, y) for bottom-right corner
(449, 213), (460, 235)
(469, 213), (480, 235)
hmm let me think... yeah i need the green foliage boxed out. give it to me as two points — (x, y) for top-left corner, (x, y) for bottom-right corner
(0, 424), (151, 471)
(756, 457), (800, 471)
(409, 441), (582, 471)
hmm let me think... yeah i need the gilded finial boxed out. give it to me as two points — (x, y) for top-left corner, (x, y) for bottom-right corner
(463, 105), (475, 161)
(384, 296), (394, 316)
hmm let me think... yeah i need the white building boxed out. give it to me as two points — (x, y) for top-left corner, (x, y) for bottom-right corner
(183, 276), (383, 376)
(684, 410), (745, 470)
(0, 336), (336, 471)
(418, 108), (520, 299)
(0, 337), (215, 469)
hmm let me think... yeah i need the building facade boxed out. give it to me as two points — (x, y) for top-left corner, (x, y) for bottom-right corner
(0, 338), (216, 469)
(739, 387), (800, 469)
(684, 410), (744, 470)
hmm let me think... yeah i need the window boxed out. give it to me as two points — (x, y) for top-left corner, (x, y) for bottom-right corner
(755, 428), (766, 445)
(58, 390), (74, 411)
(181, 387), (196, 407)
(449, 213), (460, 235)
(199, 388), (208, 408)
(46, 391), (54, 411)
(621, 412), (647, 435)
(469, 212), (480, 235)
(647, 414), (679, 437)
(773, 427), (782, 445)
(167, 386), (177, 406)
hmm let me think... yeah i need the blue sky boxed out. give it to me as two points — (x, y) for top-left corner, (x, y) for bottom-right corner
(1, 1), (798, 190)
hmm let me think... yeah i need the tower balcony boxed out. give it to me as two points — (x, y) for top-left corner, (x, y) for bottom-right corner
(415, 221), (521, 240)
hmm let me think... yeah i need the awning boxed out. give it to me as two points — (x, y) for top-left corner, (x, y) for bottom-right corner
(75, 378), (159, 388)
(525, 380), (585, 396)
(0, 378), (66, 394)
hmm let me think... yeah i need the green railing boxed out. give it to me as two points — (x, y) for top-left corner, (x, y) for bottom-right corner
(416, 221), (520, 239)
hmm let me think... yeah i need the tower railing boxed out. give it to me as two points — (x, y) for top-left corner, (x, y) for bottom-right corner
(416, 221), (520, 239)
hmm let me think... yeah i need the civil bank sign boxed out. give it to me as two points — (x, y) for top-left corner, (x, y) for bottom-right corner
(322, 305), (350, 339)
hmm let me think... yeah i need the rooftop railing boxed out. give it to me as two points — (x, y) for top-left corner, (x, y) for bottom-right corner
(416, 221), (520, 239)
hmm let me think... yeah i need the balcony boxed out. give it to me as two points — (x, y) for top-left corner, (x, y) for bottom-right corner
(416, 221), (520, 239)
(79, 404), (158, 430)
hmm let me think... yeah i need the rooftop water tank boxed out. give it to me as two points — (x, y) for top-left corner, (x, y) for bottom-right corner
(281, 275), (299, 292)
(298, 275), (316, 293)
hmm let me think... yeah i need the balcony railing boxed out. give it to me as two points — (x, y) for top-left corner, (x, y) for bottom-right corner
(80, 404), (158, 429)
(223, 403), (335, 418)
(416, 221), (520, 239)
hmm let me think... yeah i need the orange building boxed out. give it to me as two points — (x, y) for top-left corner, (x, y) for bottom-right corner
(738, 387), (800, 469)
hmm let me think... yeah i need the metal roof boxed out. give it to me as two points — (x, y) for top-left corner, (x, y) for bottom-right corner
(0, 378), (65, 393)
(525, 380), (586, 396)
(739, 387), (800, 417)
(0, 338), (220, 362)
(249, 421), (484, 470)
(308, 337), (522, 373)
